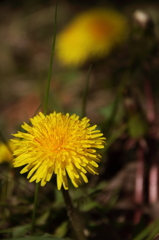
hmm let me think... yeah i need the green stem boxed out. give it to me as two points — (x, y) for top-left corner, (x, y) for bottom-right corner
(44, 1), (57, 115)
(81, 65), (92, 118)
(62, 188), (87, 240)
(31, 182), (40, 233)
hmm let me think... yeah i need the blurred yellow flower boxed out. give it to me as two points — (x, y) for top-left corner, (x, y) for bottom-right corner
(0, 141), (14, 164)
(12, 112), (106, 190)
(56, 8), (128, 66)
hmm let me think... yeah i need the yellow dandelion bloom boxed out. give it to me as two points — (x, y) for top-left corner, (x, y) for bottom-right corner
(56, 8), (128, 66)
(12, 112), (106, 190)
(0, 141), (14, 164)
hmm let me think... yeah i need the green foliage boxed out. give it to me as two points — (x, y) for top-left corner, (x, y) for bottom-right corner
(133, 219), (159, 240)
(128, 114), (148, 139)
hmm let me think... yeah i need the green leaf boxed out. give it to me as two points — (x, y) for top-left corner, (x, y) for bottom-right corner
(146, 227), (159, 240)
(133, 219), (159, 240)
(35, 210), (50, 226)
(79, 199), (100, 212)
(100, 102), (116, 119)
(54, 221), (68, 238)
(128, 114), (148, 139)
(12, 225), (31, 238)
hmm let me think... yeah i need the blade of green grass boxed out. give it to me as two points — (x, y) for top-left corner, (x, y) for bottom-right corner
(133, 219), (159, 240)
(146, 226), (159, 240)
(44, 1), (57, 116)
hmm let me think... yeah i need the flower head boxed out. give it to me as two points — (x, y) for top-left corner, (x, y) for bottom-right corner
(0, 141), (14, 164)
(12, 112), (106, 190)
(56, 8), (128, 66)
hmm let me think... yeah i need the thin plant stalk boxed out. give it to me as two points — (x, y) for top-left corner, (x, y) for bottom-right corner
(62, 188), (87, 240)
(44, 1), (57, 116)
(81, 65), (92, 118)
(31, 1), (57, 233)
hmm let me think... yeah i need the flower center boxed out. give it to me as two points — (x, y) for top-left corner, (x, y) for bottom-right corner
(43, 128), (74, 154)
(89, 18), (113, 40)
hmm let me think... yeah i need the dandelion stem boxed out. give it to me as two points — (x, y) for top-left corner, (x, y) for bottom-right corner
(31, 182), (40, 233)
(81, 65), (92, 118)
(62, 188), (87, 240)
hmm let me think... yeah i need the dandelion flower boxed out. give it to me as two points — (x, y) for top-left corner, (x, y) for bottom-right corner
(12, 112), (106, 190)
(56, 8), (128, 66)
(0, 141), (14, 164)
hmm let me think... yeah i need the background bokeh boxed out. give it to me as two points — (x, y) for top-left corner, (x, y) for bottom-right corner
(1, 0), (159, 239)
